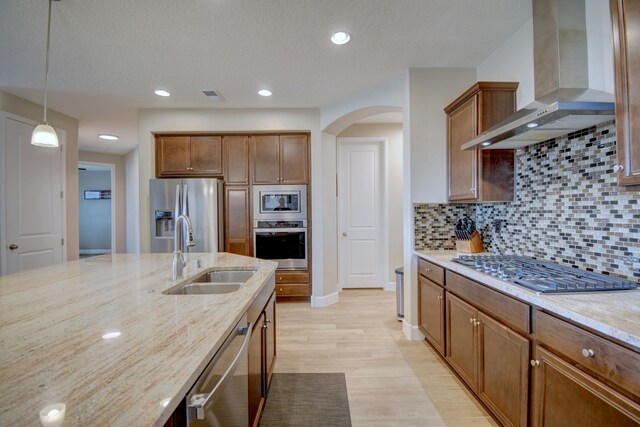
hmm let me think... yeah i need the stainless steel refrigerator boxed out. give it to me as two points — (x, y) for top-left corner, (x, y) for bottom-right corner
(149, 178), (224, 253)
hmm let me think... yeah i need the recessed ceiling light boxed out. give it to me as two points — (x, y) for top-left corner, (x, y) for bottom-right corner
(527, 122), (539, 128)
(99, 134), (119, 141)
(102, 331), (121, 340)
(155, 89), (170, 97)
(258, 89), (272, 97)
(481, 141), (492, 147)
(331, 31), (351, 45)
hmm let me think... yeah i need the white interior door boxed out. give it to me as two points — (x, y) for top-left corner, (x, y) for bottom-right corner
(3, 116), (65, 275)
(338, 140), (384, 289)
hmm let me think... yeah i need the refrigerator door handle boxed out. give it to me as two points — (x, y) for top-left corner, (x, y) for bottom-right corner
(183, 184), (196, 248)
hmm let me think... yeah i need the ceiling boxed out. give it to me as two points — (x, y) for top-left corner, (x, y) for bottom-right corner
(0, 0), (531, 155)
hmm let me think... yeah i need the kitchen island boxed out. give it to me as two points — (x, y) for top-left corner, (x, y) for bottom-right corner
(0, 253), (277, 426)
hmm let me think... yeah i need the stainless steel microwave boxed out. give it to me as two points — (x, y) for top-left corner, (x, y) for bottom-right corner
(252, 185), (307, 221)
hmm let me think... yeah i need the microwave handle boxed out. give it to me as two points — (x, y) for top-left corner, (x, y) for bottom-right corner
(187, 323), (251, 420)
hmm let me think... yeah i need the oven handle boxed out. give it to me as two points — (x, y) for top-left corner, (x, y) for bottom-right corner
(254, 228), (307, 234)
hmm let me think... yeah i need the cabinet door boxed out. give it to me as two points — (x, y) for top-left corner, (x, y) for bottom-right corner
(446, 293), (478, 390)
(531, 346), (640, 427)
(280, 134), (308, 184)
(156, 136), (191, 176)
(477, 312), (529, 427)
(448, 96), (478, 201)
(611, 0), (640, 186)
(248, 315), (265, 427)
(252, 135), (280, 184)
(418, 276), (445, 356)
(189, 136), (222, 175)
(263, 293), (276, 395)
(224, 186), (251, 256)
(224, 135), (250, 185)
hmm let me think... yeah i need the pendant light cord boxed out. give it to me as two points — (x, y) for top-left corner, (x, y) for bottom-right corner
(43, 0), (53, 124)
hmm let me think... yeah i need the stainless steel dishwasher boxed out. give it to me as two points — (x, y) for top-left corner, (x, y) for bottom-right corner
(186, 314), (250, 427)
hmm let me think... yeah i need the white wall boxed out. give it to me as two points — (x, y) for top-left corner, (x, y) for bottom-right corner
(125, 148), (139, 253)
(586, 0), (614, 94)
(78, 170), (112, 250)
(338, 123), (404, 284)
(137, 108), (324, 295)
(477, 18), (535, 109)
(79, 151), (127, 253)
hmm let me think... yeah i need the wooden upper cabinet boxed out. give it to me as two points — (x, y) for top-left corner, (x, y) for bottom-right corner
(224, 135), (250, 185)
(252, 135), (281, 184)
(445, 82), (518, 202)
(155, 136), (191, 176)
(252, 134), (309, 184)
(155, 135), (222, 177)
(280, 135), (308, 184)
(611, 0), (640, 186)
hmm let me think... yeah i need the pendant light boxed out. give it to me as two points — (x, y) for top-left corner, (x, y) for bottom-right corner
(31, 0), (60, 148)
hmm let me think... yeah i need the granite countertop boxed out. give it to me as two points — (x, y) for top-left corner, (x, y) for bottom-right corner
(415, 250), (640, 351)
(0, 253), (277, 426)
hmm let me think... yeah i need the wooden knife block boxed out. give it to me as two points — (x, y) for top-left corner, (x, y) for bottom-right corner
(455, 231), (484, 253)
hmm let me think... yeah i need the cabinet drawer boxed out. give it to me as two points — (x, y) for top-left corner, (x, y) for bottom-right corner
(276, 284), (309, 296)
(275, 271), (309, 284)
(447, 271), (530, 334)
(536, 310), (640, 397)
(418, 258), (445, 286)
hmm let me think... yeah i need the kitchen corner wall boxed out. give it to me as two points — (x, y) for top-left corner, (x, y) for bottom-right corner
(415, 121), (640, 281)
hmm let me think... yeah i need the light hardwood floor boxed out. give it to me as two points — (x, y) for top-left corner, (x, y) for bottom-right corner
(274, 289), (499, 427)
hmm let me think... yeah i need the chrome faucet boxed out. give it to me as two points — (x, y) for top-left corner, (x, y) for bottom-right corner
(172, 214), (195, 281)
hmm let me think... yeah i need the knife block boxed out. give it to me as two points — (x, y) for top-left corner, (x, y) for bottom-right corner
(455, 231), (484, 254)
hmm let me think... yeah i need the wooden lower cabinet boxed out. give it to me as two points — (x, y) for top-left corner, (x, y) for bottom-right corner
(418, 275), (445, 356)
(446, 293), (529, 427)
(477, 312), (529, 427)
(224, 186), (251, 256)
(531, 346), (640, 427)
(248, 312), (265, 427)
(446, 293), (478, 389)
(263, 293), (276, 394)
(275, 271), (310, 300)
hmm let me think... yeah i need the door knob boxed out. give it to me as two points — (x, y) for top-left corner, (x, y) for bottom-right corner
(342, 232), (347, 237)
(9, 244), (18, 250)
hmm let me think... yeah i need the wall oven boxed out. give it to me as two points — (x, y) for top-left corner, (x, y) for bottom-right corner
(253, 220), (307, 270)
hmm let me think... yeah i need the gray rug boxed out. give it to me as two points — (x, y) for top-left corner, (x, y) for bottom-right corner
(259, 373), (352, 427)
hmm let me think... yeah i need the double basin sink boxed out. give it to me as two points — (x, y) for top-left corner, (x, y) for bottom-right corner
(163, 268), (259, 295)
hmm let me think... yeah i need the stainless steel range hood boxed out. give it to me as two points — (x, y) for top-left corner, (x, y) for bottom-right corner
(463, 0), (615, 151)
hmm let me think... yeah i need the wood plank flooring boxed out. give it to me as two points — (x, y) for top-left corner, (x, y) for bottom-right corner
(274, 289), (499, 426)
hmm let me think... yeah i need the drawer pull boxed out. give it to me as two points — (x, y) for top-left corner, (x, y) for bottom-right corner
(474, 320), (481, 326)
(581, 348), (595, 358)
(437, 295), (443, 300)
(279, 287), (283, 292)
(424, 268), (432, 272)
(469, 318), (475, 324)
(530, 359), (540, 367)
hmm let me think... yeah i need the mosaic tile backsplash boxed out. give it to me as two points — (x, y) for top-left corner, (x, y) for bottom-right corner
(414, 121), (640, 281)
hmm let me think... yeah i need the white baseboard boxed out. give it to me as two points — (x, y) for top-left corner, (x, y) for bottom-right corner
(384, 281), (396, 292)
(311, 291), (340, 307)
(402, 319), (425, 341)
(79, 249), (111, 255)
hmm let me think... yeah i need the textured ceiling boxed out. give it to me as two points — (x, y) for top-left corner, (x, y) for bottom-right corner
(0, 0), (531, 154)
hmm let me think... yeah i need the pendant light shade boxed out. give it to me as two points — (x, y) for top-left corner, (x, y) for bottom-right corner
(31, 0), (59, 148)
(31, 124), (59, 147)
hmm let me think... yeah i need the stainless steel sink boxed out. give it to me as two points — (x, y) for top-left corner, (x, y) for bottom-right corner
(191, 270), (257, 284)
(169, 283), (244, 295)
(163, 268), (259, 295)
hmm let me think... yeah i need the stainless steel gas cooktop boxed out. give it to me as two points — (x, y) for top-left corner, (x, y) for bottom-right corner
(452, 255), (638, 294)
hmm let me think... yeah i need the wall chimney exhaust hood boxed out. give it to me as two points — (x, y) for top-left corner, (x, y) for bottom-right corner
(463, 0), (615, 151)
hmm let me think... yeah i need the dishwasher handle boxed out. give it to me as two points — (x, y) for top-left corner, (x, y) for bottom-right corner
(188, 322), (251, 420)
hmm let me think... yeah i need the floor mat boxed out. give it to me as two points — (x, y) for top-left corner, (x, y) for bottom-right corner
(259, 373), (352, 427)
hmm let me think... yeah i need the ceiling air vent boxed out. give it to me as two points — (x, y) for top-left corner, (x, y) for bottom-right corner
(203, 90), (225, 102)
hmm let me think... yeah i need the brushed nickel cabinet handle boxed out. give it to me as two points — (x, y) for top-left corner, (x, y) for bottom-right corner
(424, 268), (432, 272)
(530, 360), (540, 367)
(581, 348), (595, 358)
(613, 164), (624, 172)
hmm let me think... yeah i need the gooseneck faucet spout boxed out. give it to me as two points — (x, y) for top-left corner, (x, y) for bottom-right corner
(173, 214), (195, 281)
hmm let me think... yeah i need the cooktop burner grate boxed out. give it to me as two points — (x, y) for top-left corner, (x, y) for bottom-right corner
(452, 255), (638, 293)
